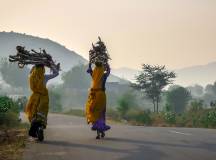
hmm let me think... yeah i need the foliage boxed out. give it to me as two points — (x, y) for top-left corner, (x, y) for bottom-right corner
(132, 64), (176, 112)
(163, 111), (176, 124)
(189, 99), (204, 111)
(187, 85), (204, 97)
(134, 110), (152, 125)
(117, 92), (137, 118)
(0, 96), (20, 127)
(49, 87), (63, 113)
(206, 110), (216, 127)
(0, 58), (30, 89)
(61, 64), (91, 89)
(166, 86), (192, 113)
(186, 109), (216, 128)
(15, 96), (28, 111)
(201, 81), (216, 104)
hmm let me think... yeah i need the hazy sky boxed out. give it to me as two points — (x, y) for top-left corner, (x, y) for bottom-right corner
(0, 0), (216, 69)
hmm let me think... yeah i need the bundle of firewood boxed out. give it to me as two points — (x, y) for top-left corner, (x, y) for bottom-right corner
(89, 37), (111, 66)
(9, 46), (60, 71)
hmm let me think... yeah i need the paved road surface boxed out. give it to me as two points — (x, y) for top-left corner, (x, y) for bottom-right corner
(22, 113), (216, 160)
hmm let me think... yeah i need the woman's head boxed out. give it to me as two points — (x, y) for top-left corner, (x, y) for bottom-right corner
(30, 65), (45, 74)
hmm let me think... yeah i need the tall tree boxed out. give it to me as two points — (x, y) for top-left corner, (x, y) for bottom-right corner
(132, 64), (176, 112)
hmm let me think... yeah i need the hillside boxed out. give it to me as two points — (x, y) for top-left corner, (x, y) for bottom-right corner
(112, 63), (216, 87)
(0, 31), (126, 84)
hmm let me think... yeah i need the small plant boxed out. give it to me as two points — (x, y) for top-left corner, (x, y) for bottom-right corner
(135, 110), (152, 125)
(189, 99), (204, 111)
(163, 111), (176, 124)
(207, 110), (216, 127)
(0, 96), (19, 126)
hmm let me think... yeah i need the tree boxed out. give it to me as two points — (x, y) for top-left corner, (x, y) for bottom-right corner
(0, 58), (30, 89)
(132, 64), (176, 112)
(166, 86), (192, 113)
(205, 82), (216, 95)
(117, 92), (137, 118)
(202, 81), (216, 104)
(187, 85), (204, 97)
(49, 87), (62, 113)
(61, 64), (91, 89)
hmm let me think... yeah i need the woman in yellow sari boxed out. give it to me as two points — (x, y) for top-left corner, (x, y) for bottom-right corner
(25, 64), (59, 141)
(86, 62), (111, 139)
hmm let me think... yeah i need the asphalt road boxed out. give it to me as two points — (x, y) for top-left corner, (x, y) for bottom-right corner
(22, 113), (216, 160)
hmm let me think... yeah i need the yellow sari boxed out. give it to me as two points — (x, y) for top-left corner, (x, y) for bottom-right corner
(85, 66), (106, 124)
(25, 66), (49, 127)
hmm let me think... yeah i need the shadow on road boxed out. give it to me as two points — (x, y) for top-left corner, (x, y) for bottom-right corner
(43, 140), (127, 153)
(43, 139), (167, 160)
(40, 137), (216, 160)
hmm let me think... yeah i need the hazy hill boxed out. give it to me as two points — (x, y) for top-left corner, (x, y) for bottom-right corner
(0, 31), (126, 84)
(112, 62), (216, 87)
(111, 67), (140, 82)
(175, 62), (216, 86)
(0, 31), (87, 70)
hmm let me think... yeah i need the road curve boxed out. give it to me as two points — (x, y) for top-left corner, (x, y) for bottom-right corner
(22, 113), (216, 160)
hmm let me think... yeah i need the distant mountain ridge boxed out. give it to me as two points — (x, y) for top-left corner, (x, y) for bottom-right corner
(0, 31), (87, 71)
(0, 31), (127, 84)
(112, 62), (216, 87)
(175, 62), (216, 86)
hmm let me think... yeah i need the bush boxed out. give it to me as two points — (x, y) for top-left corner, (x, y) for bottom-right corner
(134, 110), (152, 125)
(117, 92), (137, 118)
(207, 110), (216, 127)
(163, 111), (176, 124)
(201, 110), (216, 128)
(0, 96), (19, 127)
(189, 99), (204, 111)
(49, 88), (63, 113)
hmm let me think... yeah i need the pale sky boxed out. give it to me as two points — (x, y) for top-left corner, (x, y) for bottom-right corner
(0, 0), (216, 69)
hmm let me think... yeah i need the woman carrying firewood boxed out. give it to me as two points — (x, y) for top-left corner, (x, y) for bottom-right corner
(85, 37), (111, 139)
(9, 46), (60, 141)
(26, 64), (59, 141)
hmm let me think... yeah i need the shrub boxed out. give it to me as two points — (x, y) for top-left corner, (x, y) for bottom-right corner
(0, 96), (19, 127)
(189, 99), (204, 111)
(207, 110), (216, 127)
(117, 92), (137, 118)
(163, 111), (176, 124)
(135, 110), (152, 125)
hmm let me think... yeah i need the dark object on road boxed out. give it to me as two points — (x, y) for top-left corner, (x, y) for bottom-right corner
(36, 126), (44, 142)
(9, 46), (60, 71)
(29, 120), (44, 141)
(89, 37), (111, 66)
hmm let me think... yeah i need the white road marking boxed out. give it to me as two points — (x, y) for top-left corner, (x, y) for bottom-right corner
(169, 130), (192, 136)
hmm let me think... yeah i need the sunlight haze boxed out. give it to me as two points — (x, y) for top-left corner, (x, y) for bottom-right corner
(0, 0), (216, 69)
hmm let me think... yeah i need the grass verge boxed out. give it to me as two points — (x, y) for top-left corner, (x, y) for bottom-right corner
(0, 123), (28, 160)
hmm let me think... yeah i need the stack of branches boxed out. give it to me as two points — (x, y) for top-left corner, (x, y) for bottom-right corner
(89, 37), (111, 66)
(9, 46), (60, 71)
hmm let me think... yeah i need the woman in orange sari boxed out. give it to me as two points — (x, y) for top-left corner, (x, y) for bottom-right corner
(86, 62), (111, 139)
(25, 64), (59, 141)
